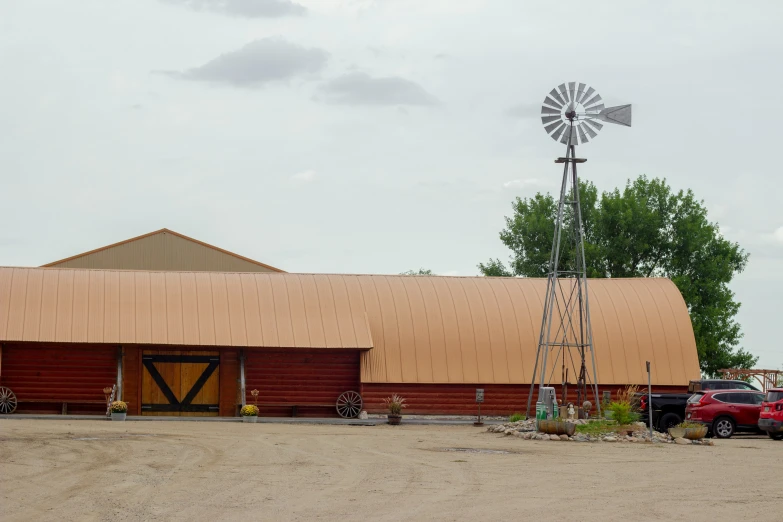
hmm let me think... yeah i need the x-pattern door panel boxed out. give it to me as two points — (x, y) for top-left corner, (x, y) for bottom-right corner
(141, 350), (220, 416)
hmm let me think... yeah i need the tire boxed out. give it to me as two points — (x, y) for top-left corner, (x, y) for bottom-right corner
(713, 416), (735, 439)
(658, 412), (682, 432)
(768, 432), (783, 441)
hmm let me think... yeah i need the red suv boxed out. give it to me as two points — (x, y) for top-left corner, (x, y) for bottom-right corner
(758, 388), (783, 440)
(685, 389), (765, 438)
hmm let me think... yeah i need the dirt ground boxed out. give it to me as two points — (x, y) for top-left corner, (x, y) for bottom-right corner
(1, 419), (780, 521)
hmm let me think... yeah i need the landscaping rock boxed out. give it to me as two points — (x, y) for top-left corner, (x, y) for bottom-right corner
(549, 434), (560, 441)
(559, 434), (569, 441)
(603, 436), (617, 442)
(675, 437), (691, 445)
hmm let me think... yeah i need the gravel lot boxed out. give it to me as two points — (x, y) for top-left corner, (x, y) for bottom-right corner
(1, 419), (780, 521)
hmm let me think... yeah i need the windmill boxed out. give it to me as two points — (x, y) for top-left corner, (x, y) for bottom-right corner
(525, 82), (631, 419)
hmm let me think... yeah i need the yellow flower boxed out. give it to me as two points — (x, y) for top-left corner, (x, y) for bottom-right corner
(240, 404), (259, 417)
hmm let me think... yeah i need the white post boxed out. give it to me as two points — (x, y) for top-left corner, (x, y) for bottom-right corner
(239, 349), (246, 409)
(116, 346), (123, 401)
(647, 361), (653, 440)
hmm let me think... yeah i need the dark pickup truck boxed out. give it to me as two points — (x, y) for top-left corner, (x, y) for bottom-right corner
(638, 379), (760, 432)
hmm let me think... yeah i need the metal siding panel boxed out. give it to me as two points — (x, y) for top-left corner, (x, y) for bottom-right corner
(0, 269), (12, 340)
(313, 275), (341, 348)
(270, 275), (295, 347)
(445, 278), (479, 383)
(194, 272), (216, 345)
(299, 275), (326, 348)
(461, 279), (494, 383)
(645, 280), (686, 384)
(38, 270), (59, 342)
(627, 280), (672, 385)
(209, 273), (232, 346)
(474, 279), (510, 383)
(324, 275), (357, 348)
(585, 281), (611, 384)
(657, 279), (701, 382)
(346, 276), (382, 382)
(224, 273), (247, 346)
(431, 278), (464, 383)
(618, 280), (659, 384)
(285, 275), (310, 348)
(22, 269), (44, 341)
(118, 271), (136, 344)
(55, 270), (74, 342)
(417, 277), (449, 383)
(368, 277), (401, 383)
(488, 279), (523, 384)
(239, 274), (263, 346)
(164, 272), (184, 345)
(503, 278), (540, 384)
(103, 271), (120, 343)
(386, 276), (417, 382)
(255, 274), (278, 347)
(71, 271), (90, 342)
(148, 272), (168, 344)
(355, 276), (388, 382)
(134, 271), (152, 344)
(180, 272), (200, 345)
(589, 282), (624, 383)
(87, 270), (105, 343)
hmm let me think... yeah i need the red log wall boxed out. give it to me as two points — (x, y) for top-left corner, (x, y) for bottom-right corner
(245, 349), (360, 417)
(361, 383), (689, 416)
(1, 342), (117, 414)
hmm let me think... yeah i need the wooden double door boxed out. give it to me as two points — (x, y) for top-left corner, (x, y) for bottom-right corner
(141, 350), (220, 416)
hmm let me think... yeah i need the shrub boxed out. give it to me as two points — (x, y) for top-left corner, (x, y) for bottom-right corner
(676, 420), (703, 429)
(240, 404), (259, 417)
(607, 401), (640, 426)
(382, 394), (407, 415)
(575, 420), (615, 436)
(616, 384), (641, 410)
(110, 401), (127, 413)
(508, 413), (524, 422)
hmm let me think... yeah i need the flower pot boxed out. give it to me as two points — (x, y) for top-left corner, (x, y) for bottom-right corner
(668, 427), (685, 439)
(683, 426), (708, 440)
(387, 414), (402, 425)
(242, 415), (258, 423)
(111, 412), (126, 421)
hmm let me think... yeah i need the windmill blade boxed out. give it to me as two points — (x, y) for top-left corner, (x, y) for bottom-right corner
(582, 123), (599, 140)
(579, 86), (594, 104)
(568, 82), (577, 104)
(544, 120), (563, 134)
(558, 83), (569, 103)
(593, 104), (632, 127)
(583, 93), (602, 109)
(550, 122), (566, 140)
(548, 89), (566, 107)
(544, 96), (563, 109)
(584, 119), (603, 131)
(541, 106), (560, 115)
(577, 124), (589, 144)
(541, 115), (560, 125)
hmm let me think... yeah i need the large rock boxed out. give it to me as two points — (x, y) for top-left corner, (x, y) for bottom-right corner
(603, 436), (617, 442)
(549, 434), (560, 441)
(559, 434), (569, 441)
(674, 437), (691, 445)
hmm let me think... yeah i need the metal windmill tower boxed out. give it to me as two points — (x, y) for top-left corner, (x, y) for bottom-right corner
(524, 82), (632, 418)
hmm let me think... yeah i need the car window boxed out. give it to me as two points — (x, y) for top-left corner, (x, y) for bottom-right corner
(687, 393), (704, 404)
(732, 393), (753, 404)
(712, 393), (730, 403)
(750, 393), (765, 405)
(766, 391), (783, 402)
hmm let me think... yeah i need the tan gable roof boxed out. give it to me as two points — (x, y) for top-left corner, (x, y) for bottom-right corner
(43, 229), (284, 273)
(0, 267), (700, 385)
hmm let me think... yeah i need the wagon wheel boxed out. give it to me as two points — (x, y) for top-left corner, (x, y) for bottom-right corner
(0, 387), (17, 414)
(336, 391), (362, 419)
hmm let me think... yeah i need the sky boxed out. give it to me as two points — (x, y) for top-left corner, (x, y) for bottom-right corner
(0, 0), (781, 370)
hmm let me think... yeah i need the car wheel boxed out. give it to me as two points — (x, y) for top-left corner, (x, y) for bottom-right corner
(768, 432), (783, 441)
(713, 416), (735, 439)
(658, 412), (681, 432)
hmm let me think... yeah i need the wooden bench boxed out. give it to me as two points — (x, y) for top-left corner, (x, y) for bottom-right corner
(257, 402), (333, 417)
(17, 399), (109, 415)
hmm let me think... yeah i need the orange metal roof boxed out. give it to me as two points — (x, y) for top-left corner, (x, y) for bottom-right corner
(42, 228), (285, 273)
(0, 267), (700, 385)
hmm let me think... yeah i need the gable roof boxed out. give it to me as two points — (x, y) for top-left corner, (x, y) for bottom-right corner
(42, 228), (284, 273)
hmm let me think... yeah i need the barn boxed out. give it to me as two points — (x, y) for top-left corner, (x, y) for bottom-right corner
(0, 229), (700, 417)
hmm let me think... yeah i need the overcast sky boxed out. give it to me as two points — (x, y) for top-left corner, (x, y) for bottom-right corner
(1, 1), (781, 369)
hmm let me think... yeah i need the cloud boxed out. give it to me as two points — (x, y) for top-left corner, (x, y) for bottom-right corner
(773, 226), (783, 243)
(503, 178), (541, 189)
(164, 38), (328, 87)
(162, 0), (306, 18)
(318, 72), (438, 106)
(290, 169), (316, 184)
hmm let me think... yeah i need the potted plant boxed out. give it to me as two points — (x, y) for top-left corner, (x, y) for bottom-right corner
(669, 421), (708, 440)
(383, 394), (406, 425)
(240, 404), (259, 423)
(110, 401), (127, 421)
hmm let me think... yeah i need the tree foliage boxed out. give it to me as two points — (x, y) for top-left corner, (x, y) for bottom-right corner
(479, 175), (756, 376)
(400, 268), (433, 275)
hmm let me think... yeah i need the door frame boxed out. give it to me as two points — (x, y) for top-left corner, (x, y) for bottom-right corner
(141, 353), (220, 414)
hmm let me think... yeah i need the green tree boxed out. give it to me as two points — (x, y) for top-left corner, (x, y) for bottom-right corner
(400, 268), (433, 275)
(479, 175), (756, 376)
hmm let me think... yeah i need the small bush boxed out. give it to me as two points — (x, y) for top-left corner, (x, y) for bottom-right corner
(575, 420), (615, 436)
(240, 404), (259, 417)
(382, 394), (407, 415)
(607, 401), (640, 426)
(676, 420), (703, 429)
(508, 413), (524, 422)
(110, 401), (127, 413)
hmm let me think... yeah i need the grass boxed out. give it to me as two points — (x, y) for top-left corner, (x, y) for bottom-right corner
(508, 413), (525, 422)
(575, 420), (616, 436)
(675, 421), (703, 429)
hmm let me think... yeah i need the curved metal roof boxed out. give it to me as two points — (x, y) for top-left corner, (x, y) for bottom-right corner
(0, 267), (699, 385)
